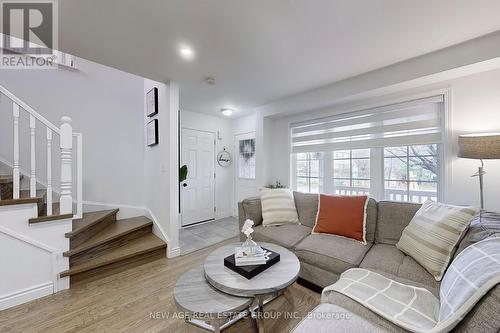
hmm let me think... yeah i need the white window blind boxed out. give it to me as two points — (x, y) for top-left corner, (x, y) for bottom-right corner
(291, 96), (443, 153)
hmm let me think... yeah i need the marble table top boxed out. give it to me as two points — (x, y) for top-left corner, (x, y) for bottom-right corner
(204, 242), (300, 297)
(174, 266), (253, 315)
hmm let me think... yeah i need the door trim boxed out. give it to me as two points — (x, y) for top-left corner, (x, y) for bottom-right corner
(180, 127), (217, 227)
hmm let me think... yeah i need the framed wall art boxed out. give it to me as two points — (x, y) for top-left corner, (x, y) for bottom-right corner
(146, 119), (159, 146)
(146, 87), (158, 117)
(238, 138), (256, 179)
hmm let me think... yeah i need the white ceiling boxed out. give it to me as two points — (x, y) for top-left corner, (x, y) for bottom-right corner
(58, 0), (500, 117)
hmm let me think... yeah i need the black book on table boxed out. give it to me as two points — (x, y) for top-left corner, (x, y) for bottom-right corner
(224, 247), (280, 279)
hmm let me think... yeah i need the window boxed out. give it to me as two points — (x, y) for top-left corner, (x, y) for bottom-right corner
(384, 144), (438, 203)
(333, 149), (370, 195)
(295, 152), (323, 193)
(290, 96), (444, 203)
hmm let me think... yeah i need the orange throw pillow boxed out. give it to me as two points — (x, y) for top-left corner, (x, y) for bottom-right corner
(313, 194), (369, 244)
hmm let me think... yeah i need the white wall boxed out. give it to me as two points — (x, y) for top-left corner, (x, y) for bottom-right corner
(264, 68), (500, 212)
(446, 69), (500, 210)
(180, 110), (234, 219)
(0, 203), (71, 310)
(0, 57), (145, 212)
(143, 79), (180, 257)
(232, 113), (257, 135)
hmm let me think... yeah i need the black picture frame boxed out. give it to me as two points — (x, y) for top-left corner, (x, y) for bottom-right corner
(147, 119), (159, 146)
(146, 87), (158, 117)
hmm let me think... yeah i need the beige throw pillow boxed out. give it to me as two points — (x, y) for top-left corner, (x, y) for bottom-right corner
(261, 188), (299, 227)
(396, 200), (477, 281)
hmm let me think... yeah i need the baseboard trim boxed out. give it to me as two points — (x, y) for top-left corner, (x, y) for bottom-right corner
(83, 200), (146, 220)
(79, 201), (175, 257)
(167, 246), (180, 258)
(0, 282), (53, 311)
(145, 208), (171, 243)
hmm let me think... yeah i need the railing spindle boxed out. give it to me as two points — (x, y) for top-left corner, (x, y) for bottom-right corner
(30, 115), (36, 198)
(46, 128), (53, 216)
(75, 133), (83, 218)
(12, 103), (20, 199)
(59, 116), (73, 215)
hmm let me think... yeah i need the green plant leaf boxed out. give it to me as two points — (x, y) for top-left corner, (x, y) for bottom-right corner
(179, 165), (188, 182)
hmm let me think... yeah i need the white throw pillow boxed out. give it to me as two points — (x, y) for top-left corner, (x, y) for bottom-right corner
(261, 188), (299, 227)
(396, 200), (478, 281)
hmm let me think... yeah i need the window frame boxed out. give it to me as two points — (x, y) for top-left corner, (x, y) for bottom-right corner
(292, 144), (442, 203)
(293, 152), (324, 193)
(332, 149), (371, 196)
(289, 90), (450, 203)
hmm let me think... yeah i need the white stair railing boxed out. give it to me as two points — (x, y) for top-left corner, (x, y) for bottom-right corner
(0, 84), (83, 218)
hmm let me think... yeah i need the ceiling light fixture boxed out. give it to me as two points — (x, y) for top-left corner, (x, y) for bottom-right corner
(179, 45), (194, 60)
(221, 108), (234, 117)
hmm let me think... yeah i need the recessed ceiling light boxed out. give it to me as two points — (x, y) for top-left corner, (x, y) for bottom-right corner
(179, 45), (194, 60)
(205, 77), (216, 85)
(221, 108), (234, 117)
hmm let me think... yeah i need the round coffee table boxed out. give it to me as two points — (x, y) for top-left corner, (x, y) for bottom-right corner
(204, 242), (300, 332)
(174, 266), (253, 333)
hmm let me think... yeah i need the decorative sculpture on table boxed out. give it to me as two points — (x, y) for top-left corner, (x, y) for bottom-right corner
(241, 219), (264, 256)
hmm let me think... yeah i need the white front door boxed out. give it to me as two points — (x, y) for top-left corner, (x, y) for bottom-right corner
(181, 128), (216, 226)
(234, 132), (259, 215)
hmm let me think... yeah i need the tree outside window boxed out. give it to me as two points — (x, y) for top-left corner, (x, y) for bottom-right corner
(384, 144), (438, 202)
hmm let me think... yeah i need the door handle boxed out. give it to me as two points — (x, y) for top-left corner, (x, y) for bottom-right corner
(182, 183), (188, 187)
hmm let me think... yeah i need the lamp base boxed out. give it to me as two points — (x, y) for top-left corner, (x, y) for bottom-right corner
(471, 161), (485, 209)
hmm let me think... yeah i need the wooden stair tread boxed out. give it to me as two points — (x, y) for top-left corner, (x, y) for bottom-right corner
(0, 175), (13, 184)
(59, 233), (166, 277)
(0, 174), (24, 184)
(29, 203), (74, 224)
(66, 209), (119, 238)
(0, 189), (45, 206)
(64, 216), (153, 257)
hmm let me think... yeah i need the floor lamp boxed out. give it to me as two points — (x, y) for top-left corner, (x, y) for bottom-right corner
(458, 133), (500, 209)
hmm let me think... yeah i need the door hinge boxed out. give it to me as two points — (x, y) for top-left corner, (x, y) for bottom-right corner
(214, 206), (217, 212)
(214, 172), (216, 179)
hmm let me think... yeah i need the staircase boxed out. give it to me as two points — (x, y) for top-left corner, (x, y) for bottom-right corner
(62, 210), (166, 280)
(0, 176), (166, 281)
(0, 84), (166, 290)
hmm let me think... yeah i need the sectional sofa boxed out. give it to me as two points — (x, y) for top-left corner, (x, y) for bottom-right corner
(238, 192), (500, 332)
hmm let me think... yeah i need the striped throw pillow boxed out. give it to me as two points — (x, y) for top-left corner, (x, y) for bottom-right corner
(261, 189), (299, 227)
(396, 201), (477, 281)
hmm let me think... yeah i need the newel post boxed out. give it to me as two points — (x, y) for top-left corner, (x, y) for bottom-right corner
(59, 116), (73, 215)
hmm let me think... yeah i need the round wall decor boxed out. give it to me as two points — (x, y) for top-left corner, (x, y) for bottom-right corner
(217, 148), (232, 167)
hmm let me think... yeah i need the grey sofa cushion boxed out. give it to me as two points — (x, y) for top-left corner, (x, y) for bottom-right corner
(295, 234), (372, 275)
(454, 210), (500, 259)
(293, 191), (318, 228)
(360, 243), (440, 292)
(241, 197), (263, 226)
(299, 261), (340, 288)
(252, 224), (311, 249)
(375, 201), (421, 245)
(365, 198), (378, 243)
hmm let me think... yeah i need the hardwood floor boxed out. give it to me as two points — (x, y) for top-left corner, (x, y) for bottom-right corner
(0, 237), (320, 333)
